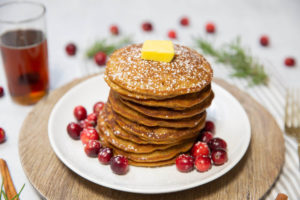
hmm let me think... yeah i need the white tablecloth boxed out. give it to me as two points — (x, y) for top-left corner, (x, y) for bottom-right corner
(0, 0), (299, 199)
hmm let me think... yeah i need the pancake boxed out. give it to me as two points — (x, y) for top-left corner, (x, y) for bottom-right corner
(108, 93), (205, 128)
(100, 129), (195, 163)
(119, 91), (214, 119)
(105, 44), (213, 98)
(119, 84), (212, 110)
(98, 113), (178, 153)
(110, 106), (206, 143)
(128, 157), (175, 167)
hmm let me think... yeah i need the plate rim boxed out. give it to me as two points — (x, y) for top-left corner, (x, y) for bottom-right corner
(48, 74), (251, 194)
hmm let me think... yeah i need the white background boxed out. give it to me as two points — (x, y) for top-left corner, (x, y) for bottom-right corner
(0, 0), (299, 199)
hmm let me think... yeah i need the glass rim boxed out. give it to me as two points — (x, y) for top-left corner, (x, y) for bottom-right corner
(0, 1), (46, 24)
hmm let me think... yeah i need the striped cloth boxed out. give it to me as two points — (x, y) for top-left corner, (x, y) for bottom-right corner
(81, 58), (300, 199)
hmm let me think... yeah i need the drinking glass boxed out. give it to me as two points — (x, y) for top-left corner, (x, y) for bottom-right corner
(0, 1), (49, 105)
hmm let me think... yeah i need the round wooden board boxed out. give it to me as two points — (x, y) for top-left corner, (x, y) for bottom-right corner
(19, 76), (284, 200)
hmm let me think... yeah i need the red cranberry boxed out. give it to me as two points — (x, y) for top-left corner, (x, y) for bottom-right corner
(211, 149), (228, 165)
(168, 30), (177, 39)
(84, 140), (102, 157)
(191, 141), (210, 157)
(65, 43), (76, 56)
(0, 87), (4, 97)
(110, 25), (119, 35)
(0, 128), (6, 144)
(204, 121), (215, 133)
(74, 105), (87, 121)
(94, 52), (107, 66)
(175, 154), (194, 173)
(180, 17), (189, 26)
(80, 128), (99, 145)
(260, 35), (269, 46)
(195, 156), (211, 172)
(67, 122), (83, 140)
(198, 131), (213, 143)
(79, 119), (95, 129)
(93, 101), (105, 114)
(284, 57), (296, 67)
(87, 113), (98, 126)
(110, 155), (129, 175)
(208, 138), (227, 151)
(142, 22), (153, 32)
(98, 147), (113, 164)
(205, 23), (215, 33)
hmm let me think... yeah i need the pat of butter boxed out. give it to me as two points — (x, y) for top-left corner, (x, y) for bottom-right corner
(141, 40), (174, 62)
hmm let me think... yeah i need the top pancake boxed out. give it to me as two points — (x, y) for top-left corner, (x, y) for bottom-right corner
(105, 44), (213, 98)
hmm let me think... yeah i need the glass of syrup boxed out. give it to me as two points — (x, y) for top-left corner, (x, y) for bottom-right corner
(0, 1), (49, 105)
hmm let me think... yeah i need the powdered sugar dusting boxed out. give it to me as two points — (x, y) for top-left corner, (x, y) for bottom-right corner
(106, 44), (213, 96)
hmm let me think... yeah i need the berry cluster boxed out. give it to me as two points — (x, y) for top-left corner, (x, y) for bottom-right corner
(176, 121), (228, 173)
(66, 102), (129, 175)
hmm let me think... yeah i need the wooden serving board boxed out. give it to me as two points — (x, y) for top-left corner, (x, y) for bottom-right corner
(19, 76), (284, 200)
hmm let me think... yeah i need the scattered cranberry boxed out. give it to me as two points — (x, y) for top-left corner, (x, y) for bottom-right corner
(205, 23), (215, 33)
(0, 87), (4, 97)
(142, 22), (153, 32)
(208, 138), (227, 151)
(94, 52), (107, 66)
(260, 35), (269, 46)
(98, 147), (113, 164)
(80, 128), (99, 145)
(175, 154), (194, 173)
(110, 25), (119, 35)
(84, 140), (101, 157)
(65, 43), (76, 56)
(195, 156), (211, 172)
(204, 121), (215, 133)
(198, 131), (213, 143)
(191, 141), (210, 157)
(168, 30), (177, 39)
(87, 113), (98, 126)
(0, 128), (6, 143)
(79, 119), (95, 129)
(180, 17), (189, 26)
(211, 149), (228, 165)
(74, 105), (87, 121)
(284, 57), (296, 67)
(67, 122), (83, 140)
(93, 101), (105, 114)
(110, 155), (129, 175)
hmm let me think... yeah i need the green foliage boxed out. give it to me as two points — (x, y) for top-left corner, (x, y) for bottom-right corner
(194, 37), (268, 86)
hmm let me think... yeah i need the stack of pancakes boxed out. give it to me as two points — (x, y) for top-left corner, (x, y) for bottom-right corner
(98, 44), (214, 167)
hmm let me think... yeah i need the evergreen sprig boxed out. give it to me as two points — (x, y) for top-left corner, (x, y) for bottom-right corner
(194, 37), (268, 86)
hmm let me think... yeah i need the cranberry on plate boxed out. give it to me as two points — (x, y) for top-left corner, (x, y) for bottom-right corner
(84, 140), (102, 157)
(80, 128), (99, 145)
(176, 154), (194, 173)
(211, 149), (228, 165)
(198, 131), (213, 143)
(204, 121), (215, 133)
(93, 101), (105, 114)
(195, 155), (212, 172)
(98, 147), (113, 165)
(87, 113), (98, 126)
(67, 122), (82, 140)
(191, 141), (210, 157)
(74, 105), (87, 121)
(110, 155), (129, 175)
(207, 138), (227, 151)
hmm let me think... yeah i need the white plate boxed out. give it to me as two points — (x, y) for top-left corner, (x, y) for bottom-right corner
(48, 74), (251, 194)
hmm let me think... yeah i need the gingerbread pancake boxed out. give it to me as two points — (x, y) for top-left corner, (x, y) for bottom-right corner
(119, 91), (214, 119)
(118, 84), (212, 110)
(105, 44), (213, 98)
(108, 93), (205, 128)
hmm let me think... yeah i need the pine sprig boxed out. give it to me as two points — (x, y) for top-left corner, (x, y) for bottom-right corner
(194, 37), (268, 86)
(0, 178), (25, 200)
(86, 36), (132, 58)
